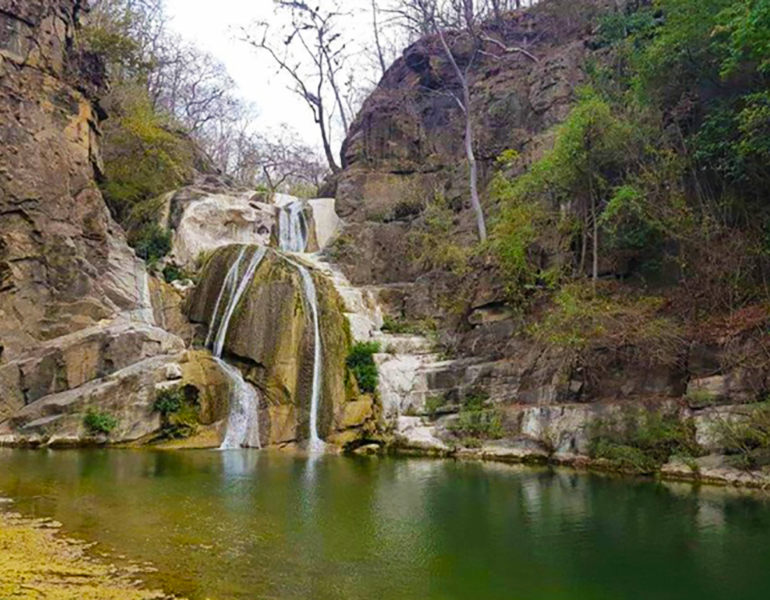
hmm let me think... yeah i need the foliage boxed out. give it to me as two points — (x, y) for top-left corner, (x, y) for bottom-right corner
(491, 88), (640, 290)
(152, 387), (199, 439)
(490, 0), (770, 320)
(448, 392), (504, 440)
(347, 341), (381, 394)
(162, 263), (191, 284)
(425, 395), (446, 418)
(83, 410), (118, 436)
(529, 282), (683, 363)
(153, 388), (185, 415)
(449, 408), (504, 440)
(715, 402), (770, 470)
(685, 389), (718, 409)
(589, 407), (701, 473)
(102, 90), (194, 225)
(128, 223), (172, 267)
(408, 192), (472, 276)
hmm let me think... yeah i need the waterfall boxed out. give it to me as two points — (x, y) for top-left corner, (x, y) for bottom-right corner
(205, 246), (267, 449)
(278, 199), (324, 453)
(279, 200), (308, 253)
(297, 264), (324, 453)
(205, 246), (247, 349)
(217, 358), (261, 449)
(212, 247), (267, 358)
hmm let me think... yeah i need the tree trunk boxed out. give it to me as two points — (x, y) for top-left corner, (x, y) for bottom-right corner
(371, 0), (388, 77)
(435, 25), (488, 243)
(464, 82), (487, 242)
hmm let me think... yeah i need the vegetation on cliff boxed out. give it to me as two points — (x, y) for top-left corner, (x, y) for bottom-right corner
(490, 0), (770, 361)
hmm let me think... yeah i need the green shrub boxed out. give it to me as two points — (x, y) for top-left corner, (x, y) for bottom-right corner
(129, 223), (172, 266)
(153, 388), (185, 415)
(407, 192), (472, 276)
(347, 341), (381, 394)
(589, 407), (700, 473)
(152, 387), (200, 440)
(162, 263), (191, 283)
(425, 395), (445, 418)
(101, 89), (193, 225)
(83, 410), (118, 435)
(461, 437), (483, 449)
(449, 393), (503, 440)
(685, 389), (718, 409)
(716, 403), (770, 470)
(529, 282), (682, 365)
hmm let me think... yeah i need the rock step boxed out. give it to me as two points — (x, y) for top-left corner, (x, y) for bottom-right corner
(373, 334), (434, 355)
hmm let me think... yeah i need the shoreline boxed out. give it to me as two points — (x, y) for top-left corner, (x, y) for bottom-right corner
(0, 501), (175, 600)
(388, 444), (770, 490)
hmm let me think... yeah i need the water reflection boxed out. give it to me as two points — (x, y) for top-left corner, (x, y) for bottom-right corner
(0, 449), (769, 600)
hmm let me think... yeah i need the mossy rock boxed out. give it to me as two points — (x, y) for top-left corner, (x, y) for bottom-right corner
(188, 246), (361, 446)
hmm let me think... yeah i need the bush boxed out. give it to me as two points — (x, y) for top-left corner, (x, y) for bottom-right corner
(162, 263), (191, 284)
(716, 403), (770, 470)
(152, 387), (199, 440)
(529, 282), (683, 365)
(153, 388), (184, 415)
(83, 410), (118, 436)
(449, 408), (504, 440)
(448, 394), (503, 440)
(425, 395), (446, 418)
(407, 192), (472, 276)
(129, 223), (172, 266)
(347, 342), (381, 394)
(589, 407), (700, 473)
(101, 88), (193, 225)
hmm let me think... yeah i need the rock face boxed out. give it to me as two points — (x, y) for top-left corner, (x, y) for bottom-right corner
(0, 0), (196, 445)
(0, 350), (231, 447)
(0, 0), (154, 361)
(170, 189), (276, 269)
(333, 9), (586, 290)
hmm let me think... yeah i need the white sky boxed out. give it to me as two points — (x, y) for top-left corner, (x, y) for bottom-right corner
(164, 0), (384, 153)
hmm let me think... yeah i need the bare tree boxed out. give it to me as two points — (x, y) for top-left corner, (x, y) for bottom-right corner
(224, 125), (328, 196)
(242, 1), (356, 174)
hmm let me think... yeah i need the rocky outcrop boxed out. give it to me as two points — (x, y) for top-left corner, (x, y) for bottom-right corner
(188, 246), (363, 446)
(332, 7), (587, 290)
(0, 0), (154, 361)
(0, 0), (194, 445)
(0, 350), (231, 448)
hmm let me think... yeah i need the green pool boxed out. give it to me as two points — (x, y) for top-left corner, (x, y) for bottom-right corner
(0, 449), (768, 599)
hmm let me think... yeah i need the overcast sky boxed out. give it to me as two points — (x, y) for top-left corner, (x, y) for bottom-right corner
(164, 0), (386, 153)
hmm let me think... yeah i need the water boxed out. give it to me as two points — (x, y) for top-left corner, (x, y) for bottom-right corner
(279, 200), (308, 253)
(278, 199), (324, 452)
(1, 450), (769, 600)
(205, 246), (247, 349)
(216, 359), (261, 449)
(205, 245), (267, 449)
(211, 247), (267, 359)
(296, 264), (324, 453)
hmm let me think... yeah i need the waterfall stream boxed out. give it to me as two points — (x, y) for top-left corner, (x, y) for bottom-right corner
(206, 246), (267, 449)
(296, 264), (324, 453)
(279, 200), (324, 453)
(278, 200), (308, 253)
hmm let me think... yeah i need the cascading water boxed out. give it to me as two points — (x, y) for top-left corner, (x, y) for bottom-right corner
(279, 200), (308, 253)
(296, 264), (324, 453)
(279, 200), (324, 453)
(206, 246), (267, 449)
